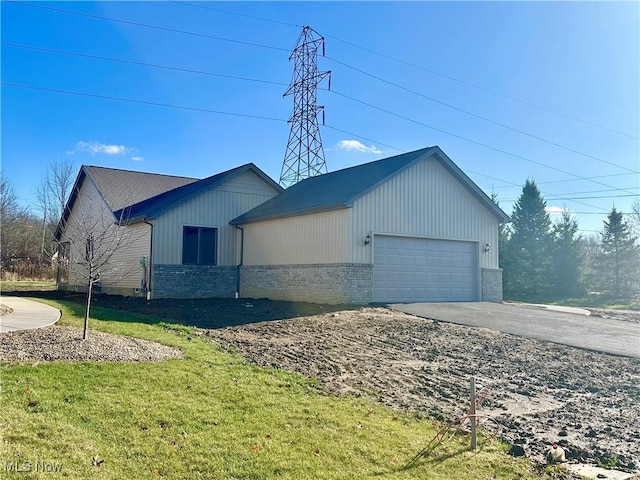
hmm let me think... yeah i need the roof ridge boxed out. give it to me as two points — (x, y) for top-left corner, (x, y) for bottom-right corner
(114, 162), (281, 221)
(328, 146), (433, 174)
(83, 165), (199, 181)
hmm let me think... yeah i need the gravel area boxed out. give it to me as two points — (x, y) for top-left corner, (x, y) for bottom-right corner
(208, 307), (640, 472)
(0, 304), (13, 316)
(0, 325), (184, 362)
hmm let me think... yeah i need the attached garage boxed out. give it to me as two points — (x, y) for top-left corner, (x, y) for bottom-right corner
(232, 146), (510, 305)
(373, 235), (477, 303)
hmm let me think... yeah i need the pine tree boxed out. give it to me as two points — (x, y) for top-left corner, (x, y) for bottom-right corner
(551, 210), (584, 298)
(596, 207), (639, 297)
(492, 193), (514, 295)
(505, 179), (553, 298)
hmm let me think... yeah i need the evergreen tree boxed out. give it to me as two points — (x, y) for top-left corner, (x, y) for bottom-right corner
(551, 210), (584, 298)
(581, 234), (602, 294)
(596, 207), (639, 297)
(492, 193), (514, 295)
(505, 179), (553, 298)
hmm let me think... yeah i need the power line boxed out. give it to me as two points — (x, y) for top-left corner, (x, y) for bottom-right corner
(327, 61), (638, 174)
(167, 0), (638, 140)
(320, 131), (609, 213)
(321, 36), (639, 141)
(1, 82), (287, 123)
(169, 1), (301, 29)
(323, 125), (402, 152)
(569, 211), (634, 215)
(484, 172), (638, 190)
(4, 81), (618, 214)
(330, 90), (638, 197)
(7, 1), (289, 52)
(9, 41), (637, 190)
(12, 0), (636, 176)
(501, 193), (639, 202)
(2, 42), (288, 87)
(539, 172), (639, 186)
(11, 41), (637, 195)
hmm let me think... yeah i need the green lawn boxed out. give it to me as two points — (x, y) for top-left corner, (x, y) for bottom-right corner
(553, 297), (640, 311)
(1, 300), (561, 479)
(1, 280), (56, 292)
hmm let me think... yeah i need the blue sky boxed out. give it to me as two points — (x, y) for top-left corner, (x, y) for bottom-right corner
(2, 1), (638, 235)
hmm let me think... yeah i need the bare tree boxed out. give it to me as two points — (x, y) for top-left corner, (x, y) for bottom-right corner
(58, 201), (140, 340)
(1, 172), (29, 271)
(630, 198), (640, 240)
(33, 160), (75, 262)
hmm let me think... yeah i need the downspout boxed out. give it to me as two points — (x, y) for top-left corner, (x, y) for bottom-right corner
(234, 225), (244, 299)
(143, 219), (154, 300)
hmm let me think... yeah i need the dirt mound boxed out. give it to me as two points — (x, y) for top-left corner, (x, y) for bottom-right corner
(208, 307), (640, 472)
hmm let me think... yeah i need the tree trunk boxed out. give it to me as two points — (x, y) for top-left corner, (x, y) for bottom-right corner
(83, 281), (93, 340)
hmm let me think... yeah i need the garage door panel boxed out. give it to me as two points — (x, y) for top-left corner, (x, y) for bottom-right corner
(374, 235), (477, 303)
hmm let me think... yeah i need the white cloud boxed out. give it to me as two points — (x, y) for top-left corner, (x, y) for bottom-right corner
(335, 140), (382, 154)
(131, 156), (144, 162)
(545, 206), (567, 215)
(71, 141), (131, 156)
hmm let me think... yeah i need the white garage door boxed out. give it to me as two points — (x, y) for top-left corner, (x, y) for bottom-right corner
(373, 235), (477, 303)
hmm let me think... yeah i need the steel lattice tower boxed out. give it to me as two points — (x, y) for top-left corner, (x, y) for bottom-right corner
(279, 26), (331, 188)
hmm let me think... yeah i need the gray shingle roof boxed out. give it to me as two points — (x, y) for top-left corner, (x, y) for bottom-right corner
(56, 166), (200, 240)
(231, 146), (510, 225)
(84, 166), (198, 212)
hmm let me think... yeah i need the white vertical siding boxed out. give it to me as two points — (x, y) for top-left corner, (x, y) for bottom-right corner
(348, 157), (499, 269)
(242, 209), (348, 265)
(153, 170), (279, 265)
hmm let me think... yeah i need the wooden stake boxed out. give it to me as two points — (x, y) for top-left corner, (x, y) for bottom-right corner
(470, 377), (477, 450)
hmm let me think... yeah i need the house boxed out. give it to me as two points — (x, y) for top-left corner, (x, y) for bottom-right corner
(56, 146), (509, 304)
(231, 146), (509, 304)
(55, 163), (283, 298)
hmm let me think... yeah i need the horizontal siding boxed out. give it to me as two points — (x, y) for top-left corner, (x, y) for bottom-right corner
(153, 170), (279, 265)
(242, 209), (348, 265)
(106, 222), (151, 289)
(348, 157), (499, 269)
(61, 179), (149, 291)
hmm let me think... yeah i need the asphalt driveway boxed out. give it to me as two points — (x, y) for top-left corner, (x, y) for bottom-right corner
(391, 302), (640, 359)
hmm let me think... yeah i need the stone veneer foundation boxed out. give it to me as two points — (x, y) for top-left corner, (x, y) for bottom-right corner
(240, 263), (373, 305)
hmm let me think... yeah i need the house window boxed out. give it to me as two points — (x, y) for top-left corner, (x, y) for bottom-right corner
(182, 226), (217, 265)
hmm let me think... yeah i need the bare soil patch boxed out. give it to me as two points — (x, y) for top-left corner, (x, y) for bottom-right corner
(208, 307), (640, 472)
(0, 326), (184, 362)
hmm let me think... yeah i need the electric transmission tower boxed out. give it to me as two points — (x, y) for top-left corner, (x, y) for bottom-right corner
(279, 26), (331, 188)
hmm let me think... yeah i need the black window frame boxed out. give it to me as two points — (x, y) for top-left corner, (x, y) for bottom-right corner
(182, 226), (218, 266)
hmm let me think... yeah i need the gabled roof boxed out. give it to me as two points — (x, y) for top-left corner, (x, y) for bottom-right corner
(55, 166), (199, 240)
(113, 163), (283, 223)
(231, 146), (510, 225)
(84, 166), (198, 212)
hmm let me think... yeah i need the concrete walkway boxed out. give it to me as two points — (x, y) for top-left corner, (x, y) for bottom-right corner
(0, 296), (61, 332)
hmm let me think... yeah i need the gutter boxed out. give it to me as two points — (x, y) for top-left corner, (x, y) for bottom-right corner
(234, 225), (244, 299)
(143, 219), (154, 300)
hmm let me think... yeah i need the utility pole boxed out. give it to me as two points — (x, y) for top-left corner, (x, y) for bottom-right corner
(279, 26), (331, 188)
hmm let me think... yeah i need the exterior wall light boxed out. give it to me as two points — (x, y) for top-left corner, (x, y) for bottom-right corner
(483, 243), (491, 252)
(364, 234), (371, 246)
